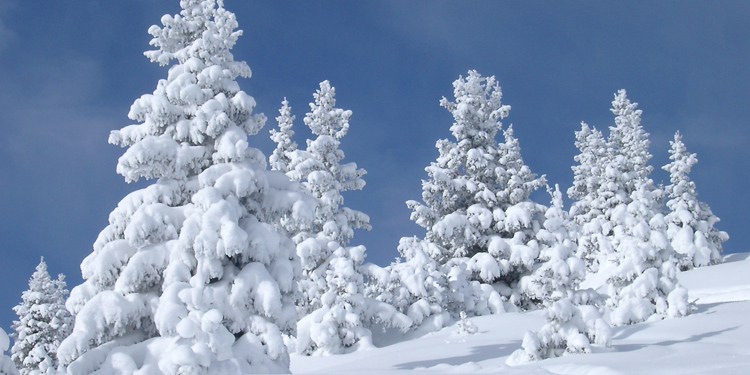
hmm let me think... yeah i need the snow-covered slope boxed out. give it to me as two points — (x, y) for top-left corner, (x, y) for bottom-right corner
(291, 253), (750, 374)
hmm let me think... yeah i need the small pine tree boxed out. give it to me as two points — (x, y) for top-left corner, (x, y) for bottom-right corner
(568, 123), (611, 270)
(269, 98), (297, 174)
(285, 81), (378, 355)
(507, 299), (611, 365)
(455, 311), (478, 335)
(11, 258), (72, 375)
(520, 185), (585, 307)
(0, 328), (19, 375)
(663, 131), (727, 269)
(365, 237), (449, 328)
(510, 186), (610, 364)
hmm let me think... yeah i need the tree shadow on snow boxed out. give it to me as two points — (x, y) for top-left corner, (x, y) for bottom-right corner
(693, 301), (724, 315)
(394, 342), (521, 370)
(614, 326), (739, 353)
(612, 321), (656, 340)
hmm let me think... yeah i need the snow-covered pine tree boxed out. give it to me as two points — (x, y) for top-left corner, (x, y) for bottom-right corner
(57, 1), (314, 373)
(268, 98), (313, 242)
(509, 186), (610, 364)
(507, 297), (611, 365)
(282, 81), (408, 355)
(365, 237), (449, 329)
(567, 123), (612, 270)
(519, 185), (585, 307)
(597, 90), (688, 326)
(11, 258), (72, 375)
(269, 98), (297, 174)
(405, 70), (544, 315)
(0, 328), (19, 375)
(663, 131), (727, 270)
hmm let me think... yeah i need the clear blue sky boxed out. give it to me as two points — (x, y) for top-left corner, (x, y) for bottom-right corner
(0, 1), (748, 332)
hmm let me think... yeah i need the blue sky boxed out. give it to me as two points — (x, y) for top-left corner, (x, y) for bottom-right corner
(0, 1), (748, 332)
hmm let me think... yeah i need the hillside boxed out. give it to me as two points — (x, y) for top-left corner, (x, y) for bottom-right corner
(291, 253), (750, 374)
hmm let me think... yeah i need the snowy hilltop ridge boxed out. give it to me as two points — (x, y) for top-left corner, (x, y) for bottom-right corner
(291, 253), (750, 375)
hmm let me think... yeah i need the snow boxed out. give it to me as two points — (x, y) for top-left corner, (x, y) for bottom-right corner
(290, 253), (750, 374)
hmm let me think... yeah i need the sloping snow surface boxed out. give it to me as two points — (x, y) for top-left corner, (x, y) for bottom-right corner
(291, 253), (750, 374)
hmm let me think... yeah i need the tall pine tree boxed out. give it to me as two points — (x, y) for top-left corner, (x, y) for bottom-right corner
(406, 70), (545, 314)
(599, 90), (687, 325)
(271, 81), (407, 355)
(57, 1), (314, 373)
(663, 131), (727, 269)
(11, 258), (71, 375)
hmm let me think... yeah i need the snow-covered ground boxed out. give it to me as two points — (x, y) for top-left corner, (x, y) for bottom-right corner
(291, 253), (750, 374)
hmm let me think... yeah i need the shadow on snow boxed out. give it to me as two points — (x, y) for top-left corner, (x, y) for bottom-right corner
(395, 342), (521, 370)
(614, 326), (739, 353)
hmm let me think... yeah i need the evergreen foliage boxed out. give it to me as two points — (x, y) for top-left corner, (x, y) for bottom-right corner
(568, 123), (611, 269)
(57, 1), (314, 373)
(11, 258), (70, 375)
(584, 90), (687, 326)
(663, 131), (728, 269)
(402, 70), (548, 316)
(269, 99), (297, 174)
(510, 186), (610, 363)
(520, 186), (585, 307)
(365, 237), (450, 329)
(271, 81), (408, 355)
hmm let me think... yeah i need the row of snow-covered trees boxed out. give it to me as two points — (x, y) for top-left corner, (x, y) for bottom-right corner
(365, 73), (725, 364)
(1, 0), (728, 374)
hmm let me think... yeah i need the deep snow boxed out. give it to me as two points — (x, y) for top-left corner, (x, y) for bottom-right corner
(290, 252), (750, 374)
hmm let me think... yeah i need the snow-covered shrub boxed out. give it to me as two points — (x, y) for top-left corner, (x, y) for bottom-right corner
(11, 258), (72, 375)
(404, 71), (544, 317)
(0, 328), (19, 375)
(365, 237), (448, 329)
(507, 299), (611, 365)
(662, 131), (727, 270)
(57, 1), (314, 373)
(455, 312), (477, 335)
